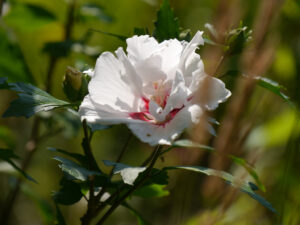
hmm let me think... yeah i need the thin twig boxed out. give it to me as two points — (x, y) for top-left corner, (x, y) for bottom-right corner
(95, 145), (162, 225)
(0, 0), (5, 17)
(95, 133), (133, 205)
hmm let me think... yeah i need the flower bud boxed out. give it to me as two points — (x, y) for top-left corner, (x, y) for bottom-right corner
(63, 67), (88, 102)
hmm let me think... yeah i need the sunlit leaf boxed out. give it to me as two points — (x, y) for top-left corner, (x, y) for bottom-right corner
(54, 156), (102, 181)
(103, 160), (146, 185)
(134, 184), (169, 198)
(153, 0), (179, 42)
(0, 79), (70, 118)
(165, 166), (277, 213)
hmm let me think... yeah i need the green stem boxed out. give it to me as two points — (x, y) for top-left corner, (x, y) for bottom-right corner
(95, 145), (162, 225)
(81, 120), (97, 225)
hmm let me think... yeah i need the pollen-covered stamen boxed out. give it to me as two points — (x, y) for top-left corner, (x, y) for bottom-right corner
(150, 81), (169, 108)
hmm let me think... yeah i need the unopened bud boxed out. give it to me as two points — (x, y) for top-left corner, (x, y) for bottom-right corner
(63, 67), (88, 102)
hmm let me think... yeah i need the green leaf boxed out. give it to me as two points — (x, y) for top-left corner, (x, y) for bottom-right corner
(221, 72), (294, 106)
(54, 156), (102, 181)
(122, 203), (151, 225)
(165, 166), (277, 213)
(0, 148), (36, 182)
(172, 139), (214, 150)
(0, 79), (70, 118)
(153, 0), (180, 42)
(4, 3), (57, 32)
(53, 177), (83, 205)
(134, 184), (169, 198)
(254, 76), (294, 107)
(54, 204), (67, 225)
(79, 3), (113, 23)
(103, 160), (146, 185)
(48, 147), (88, 167)
(89, 29), (127, 42)
(133, 27), (149, 36)
(161, 139), (214, 155)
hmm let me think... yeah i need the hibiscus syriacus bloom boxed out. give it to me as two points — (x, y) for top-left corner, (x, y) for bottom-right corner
(79, 31), (231, 146)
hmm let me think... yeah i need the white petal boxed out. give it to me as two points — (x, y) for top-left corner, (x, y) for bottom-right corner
(179, 31), (204, 70)
(115, 47), (143, 96)
(126, 35), (159, 63)
(164, 71), (189, 114)
(89, 52), (140, 112)
(83, 68), (94, 77)
(156, 39), (183, 76)
(79, 95), (143, 125)
(193, 75), (231, 110)
(127, 104), (202, 146)
(149, 100), (164, 122)
(134, 55), (167, 83)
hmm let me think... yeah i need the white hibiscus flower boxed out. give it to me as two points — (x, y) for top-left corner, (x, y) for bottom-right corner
(79, 31), (231, 146)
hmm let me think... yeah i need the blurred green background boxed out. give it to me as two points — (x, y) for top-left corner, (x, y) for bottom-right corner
(0, 0), (300, 224)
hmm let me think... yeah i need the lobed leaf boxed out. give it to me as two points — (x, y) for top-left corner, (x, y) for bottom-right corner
(133, 184), (169, 198)
(54, 156), (102, 181)
(0, 78), (70, 118)
(165, 166), (277, 213)
(153, 0), (180, 42)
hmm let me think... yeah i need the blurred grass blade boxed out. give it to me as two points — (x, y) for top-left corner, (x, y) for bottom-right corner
(0, 148), (36, 182)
